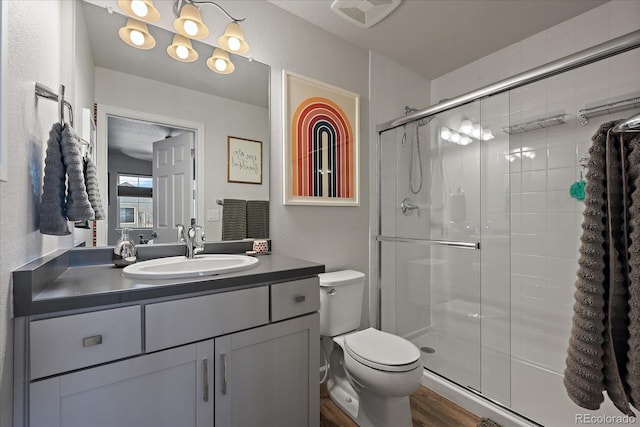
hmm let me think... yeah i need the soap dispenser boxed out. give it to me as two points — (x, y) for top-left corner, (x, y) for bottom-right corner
(113, 228), (137, 267)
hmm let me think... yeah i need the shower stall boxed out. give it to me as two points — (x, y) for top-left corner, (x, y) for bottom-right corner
(375, 30), (640, 426)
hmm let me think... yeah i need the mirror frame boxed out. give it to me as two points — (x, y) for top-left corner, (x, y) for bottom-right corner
(96, 104), (206, 246)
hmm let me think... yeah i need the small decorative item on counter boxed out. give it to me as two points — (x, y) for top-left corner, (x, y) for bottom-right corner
(252, 239), (269, 254)
(113, 228), (137, 267)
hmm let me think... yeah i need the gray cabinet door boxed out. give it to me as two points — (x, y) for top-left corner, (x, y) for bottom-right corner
(29, 340), (214, 427)
(215, 313), (319, 427)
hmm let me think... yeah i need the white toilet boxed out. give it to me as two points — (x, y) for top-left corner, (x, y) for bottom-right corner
(319, 270), (423, 427)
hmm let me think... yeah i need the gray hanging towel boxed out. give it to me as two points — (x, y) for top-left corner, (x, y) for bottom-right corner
(625, 134), (640, 410)
(602, 127), (632, 416)
(246, 200), (269, 239)
(564, 121), (634, 416)
(83, 157), (105, 220)
(39, 123), (70, 235)
(60, 125), (94, 221)
(222, 199), (246, 241)
(565, 122), (608, 411)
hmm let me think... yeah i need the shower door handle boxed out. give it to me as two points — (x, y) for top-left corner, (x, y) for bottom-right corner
(376, 235), (480, 250)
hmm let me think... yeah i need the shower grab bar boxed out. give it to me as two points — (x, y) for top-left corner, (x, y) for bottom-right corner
(375, 235), (480, 250)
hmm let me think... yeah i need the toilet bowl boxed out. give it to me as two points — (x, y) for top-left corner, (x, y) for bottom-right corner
(319, 271), (423, 427)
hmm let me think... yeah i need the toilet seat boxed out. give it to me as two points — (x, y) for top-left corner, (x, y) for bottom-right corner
(344, 328), (421, 373)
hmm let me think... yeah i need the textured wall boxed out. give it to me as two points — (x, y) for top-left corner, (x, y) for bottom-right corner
(0, 2), (77, 427)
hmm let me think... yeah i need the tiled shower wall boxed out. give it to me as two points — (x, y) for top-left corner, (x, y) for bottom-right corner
(431, 2), (640, 425)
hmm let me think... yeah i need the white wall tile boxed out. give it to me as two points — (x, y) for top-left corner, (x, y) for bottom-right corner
(575, 5), (610, 50)
(547, 167), (577, 191)
(520, 213), (547, 234)
(547, 212), (577, 235)
(521, 148), (547, 171)
(546, 234), (580, 259)
(548, 144), (576, 169)
(608, 0), (640, 38)
(547, 190), (578, 213)
(522, 191), (547, 213)
(546, 256), (579, 283)
(522, 170), (546, 192)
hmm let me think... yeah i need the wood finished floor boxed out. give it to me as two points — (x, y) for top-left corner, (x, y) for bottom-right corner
(320, 383), (481, 427)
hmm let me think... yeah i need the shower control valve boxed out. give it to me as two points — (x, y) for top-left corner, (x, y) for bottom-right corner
(401, 198), (420, 217)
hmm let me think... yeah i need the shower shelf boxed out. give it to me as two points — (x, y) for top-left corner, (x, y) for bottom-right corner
(502, 113), (567, 135)
(579, 94), (640, 125)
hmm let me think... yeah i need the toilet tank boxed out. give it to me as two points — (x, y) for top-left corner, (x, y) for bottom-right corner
(318, 270), (365, 336)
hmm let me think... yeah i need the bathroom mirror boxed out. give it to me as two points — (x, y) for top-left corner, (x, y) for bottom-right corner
(75, 1), (270, 245)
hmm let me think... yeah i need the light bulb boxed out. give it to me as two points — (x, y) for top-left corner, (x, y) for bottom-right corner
(227, 37), (241, 52)
(460, 136), (472, 145)
(184, 20), (198, 37)
(214, 58), (227, 72)
(482, 129), (494, 141)
(129, 30), (145, 46)
(130, 0), (148, 18)
(176, 45), (189, 59)
(450, 131), (461, 143)
(472, 124), (481, 139)
(460, 120), (473, 135)
(440, 127), (451, 140)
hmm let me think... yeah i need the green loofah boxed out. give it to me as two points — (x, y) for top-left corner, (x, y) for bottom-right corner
(570, 180), (586, 201)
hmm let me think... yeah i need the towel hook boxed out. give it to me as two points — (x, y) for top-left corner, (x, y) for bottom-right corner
(58, 84), (65, 127)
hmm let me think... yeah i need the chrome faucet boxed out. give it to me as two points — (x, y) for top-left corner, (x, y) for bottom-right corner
(176, 219), (205, 259)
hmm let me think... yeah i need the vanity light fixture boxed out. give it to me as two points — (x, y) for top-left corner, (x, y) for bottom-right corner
(117, 0), (250, 74)
(206, 48), (235, 74)
(167, 34), (199, 62)
(118, 18), (156, 50)
(118, 0), (160, 23)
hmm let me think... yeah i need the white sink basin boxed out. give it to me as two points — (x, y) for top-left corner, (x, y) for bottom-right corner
(122, 254), (259, 280)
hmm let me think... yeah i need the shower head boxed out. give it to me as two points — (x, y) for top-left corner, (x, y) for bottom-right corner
(404, 106), (433, 127)
(405, 106), (418, 115)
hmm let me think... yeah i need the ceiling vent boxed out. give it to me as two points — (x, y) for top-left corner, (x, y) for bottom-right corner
(330, 0), (401, 28)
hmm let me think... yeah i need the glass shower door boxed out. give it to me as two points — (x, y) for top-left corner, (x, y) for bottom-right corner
(379, 101), (483, 391)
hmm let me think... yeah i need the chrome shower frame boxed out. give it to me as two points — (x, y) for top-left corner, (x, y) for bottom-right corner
(373, 29), (640, 329)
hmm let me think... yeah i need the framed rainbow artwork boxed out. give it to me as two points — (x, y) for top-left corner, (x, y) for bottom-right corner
(283, 70), (359, 206)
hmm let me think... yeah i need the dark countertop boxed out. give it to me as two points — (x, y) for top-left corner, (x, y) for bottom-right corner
(13, 244), (325, 317)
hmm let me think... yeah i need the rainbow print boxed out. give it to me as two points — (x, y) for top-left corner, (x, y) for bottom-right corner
(291, 97), (354, 198)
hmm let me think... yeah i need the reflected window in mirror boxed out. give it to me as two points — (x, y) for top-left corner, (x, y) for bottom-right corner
(117, 174), (153, 229)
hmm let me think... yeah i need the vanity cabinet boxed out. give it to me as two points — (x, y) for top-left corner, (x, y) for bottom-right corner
(215, 312), (318, 427)
(21, 276), (320, 427)
(30, 340), (214, 427)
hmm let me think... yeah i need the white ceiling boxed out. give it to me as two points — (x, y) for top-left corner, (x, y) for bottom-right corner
(269, 0), (608, 80)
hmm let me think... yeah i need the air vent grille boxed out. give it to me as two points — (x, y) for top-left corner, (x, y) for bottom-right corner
(330, 0), (401, 28)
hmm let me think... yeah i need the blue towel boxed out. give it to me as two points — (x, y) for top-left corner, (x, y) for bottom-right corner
(60, 125), (94, 221)
(39, 123), (70, 235)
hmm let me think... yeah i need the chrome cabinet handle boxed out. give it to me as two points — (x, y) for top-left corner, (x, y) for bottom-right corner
(221, 353), (228, 395)
(294, 295), (306, 303)
(82, 335), (102, 347)
(203, 358), (209, 402)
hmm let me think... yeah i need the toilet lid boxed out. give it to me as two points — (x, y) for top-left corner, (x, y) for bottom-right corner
(344, 328), (421, 372)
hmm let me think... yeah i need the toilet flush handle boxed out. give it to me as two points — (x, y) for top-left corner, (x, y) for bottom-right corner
(327, 288), (337, 296)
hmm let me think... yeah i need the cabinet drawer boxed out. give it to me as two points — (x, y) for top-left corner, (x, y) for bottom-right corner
(271, 277), (320, 322)
(30, 306), (141, 380)
(145, 286), (269, 352)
